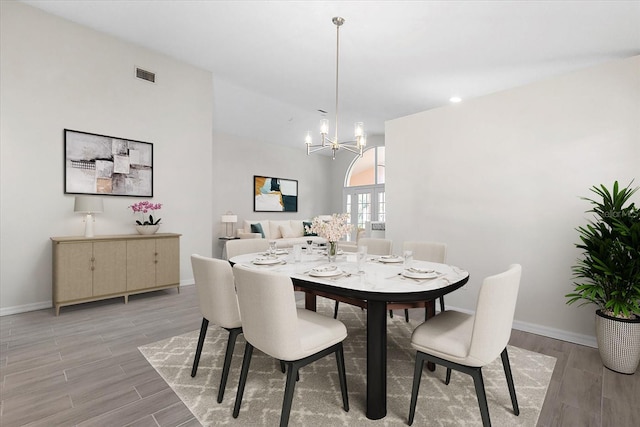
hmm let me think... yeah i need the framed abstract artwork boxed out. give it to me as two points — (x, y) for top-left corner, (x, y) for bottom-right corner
(64, 129), (153, 197)
(253, 175), (298, 212)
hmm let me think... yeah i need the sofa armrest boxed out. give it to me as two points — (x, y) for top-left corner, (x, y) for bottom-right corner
(238, 232), (263, 239)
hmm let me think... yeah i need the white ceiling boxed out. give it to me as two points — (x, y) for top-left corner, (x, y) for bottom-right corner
(22, 0), (640, 149)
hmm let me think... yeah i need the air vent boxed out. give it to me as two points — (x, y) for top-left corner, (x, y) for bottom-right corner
(135, 67), (155, 83)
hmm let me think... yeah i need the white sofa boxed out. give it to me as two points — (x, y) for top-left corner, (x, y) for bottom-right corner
(237, 219), (327, 248)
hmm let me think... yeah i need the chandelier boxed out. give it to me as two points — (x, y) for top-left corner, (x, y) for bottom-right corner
(305, 17), (366, 160)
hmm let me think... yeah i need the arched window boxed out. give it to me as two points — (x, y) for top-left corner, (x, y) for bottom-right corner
(344, 147), (385, 240)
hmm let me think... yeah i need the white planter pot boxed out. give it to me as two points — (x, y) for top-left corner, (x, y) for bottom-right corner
(135, 224), (160, 235)
(595, 309), (640, 375)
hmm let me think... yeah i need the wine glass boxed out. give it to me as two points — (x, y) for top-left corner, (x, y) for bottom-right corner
(306, 239), (313, 254)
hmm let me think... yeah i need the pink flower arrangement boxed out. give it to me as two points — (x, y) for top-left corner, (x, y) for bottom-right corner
(306, 213), (353, 242)
(129, 201), (162, 225)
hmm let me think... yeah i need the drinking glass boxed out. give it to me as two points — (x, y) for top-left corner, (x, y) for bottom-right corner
(357, 245), (368, 273)
(268, 240), (277, 258)
(292, 244), (302, 263)
(306, 239), (314, 254)
(403, 250), (413, 268)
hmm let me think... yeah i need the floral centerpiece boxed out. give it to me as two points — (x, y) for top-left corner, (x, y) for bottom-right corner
(129, 201), (162, 234)
(306, 213), (353, 261)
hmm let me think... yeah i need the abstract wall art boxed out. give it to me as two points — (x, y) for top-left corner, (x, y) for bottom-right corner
(253, 175), (298, 212)
(64, 129), (153, 197)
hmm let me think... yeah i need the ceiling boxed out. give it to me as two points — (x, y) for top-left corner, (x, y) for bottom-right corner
(21, 0), (640, 149)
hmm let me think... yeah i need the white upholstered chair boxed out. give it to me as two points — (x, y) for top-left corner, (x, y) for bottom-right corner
(225, 238), (268, 260)
(408, 264), (522, 426)
(232, 265), (349, 427)
(358, 237), (393, 256)
(389, 241), (448, 321)
(190, 254), (242, 403)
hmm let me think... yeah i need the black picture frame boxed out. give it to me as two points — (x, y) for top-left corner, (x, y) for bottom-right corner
(64, 129), (153, 197)
(253, 175), (298, 212)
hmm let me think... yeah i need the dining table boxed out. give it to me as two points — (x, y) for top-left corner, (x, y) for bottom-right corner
(229, 248), (469, 420)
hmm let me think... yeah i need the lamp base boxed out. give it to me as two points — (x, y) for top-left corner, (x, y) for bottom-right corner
(84, 213), (94, 237)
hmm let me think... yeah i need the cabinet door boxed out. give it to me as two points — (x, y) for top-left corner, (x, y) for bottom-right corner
(156, 237), (180, 286)
(54, 242), (93, 302)
(126, 240), (156, 291)
(93, 241), (127, 296)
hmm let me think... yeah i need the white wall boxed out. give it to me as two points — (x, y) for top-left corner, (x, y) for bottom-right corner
(211, 131), (336, 256)
(0, 1), (213, 314)
(386, 56), (640, 345)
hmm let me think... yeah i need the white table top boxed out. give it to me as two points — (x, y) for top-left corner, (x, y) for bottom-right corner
(228, 250), (469, 295)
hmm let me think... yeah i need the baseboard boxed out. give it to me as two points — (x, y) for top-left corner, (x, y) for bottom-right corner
(1, 282), (196, 317)
(0, 300), (52, 316)
(512, 318), (597, 348)
(0, 285), (598, 348)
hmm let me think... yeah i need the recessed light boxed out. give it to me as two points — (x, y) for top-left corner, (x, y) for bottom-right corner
(449, 96), (462, 103)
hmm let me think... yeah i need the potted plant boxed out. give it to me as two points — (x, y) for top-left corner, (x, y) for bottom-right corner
(129, 201), (162, 234)
(566, 181), (640, 374)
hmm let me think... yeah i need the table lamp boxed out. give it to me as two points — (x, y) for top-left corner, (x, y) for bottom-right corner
(221, 212), (238, 238)
(74, 196), (104, 237)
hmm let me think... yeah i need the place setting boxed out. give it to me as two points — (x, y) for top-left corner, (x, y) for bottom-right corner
(306, 264), (352, 281)
(376, 254), (404, 264)
(398, 266), (444, 284)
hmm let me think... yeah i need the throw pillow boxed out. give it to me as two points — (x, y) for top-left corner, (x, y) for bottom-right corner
(250, 223), (265, 238)
(303, 221), (317, 236)
(279, 224), (296, 239)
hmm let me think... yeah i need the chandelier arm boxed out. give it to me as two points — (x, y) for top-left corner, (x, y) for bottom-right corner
(334, 20), (340, 144)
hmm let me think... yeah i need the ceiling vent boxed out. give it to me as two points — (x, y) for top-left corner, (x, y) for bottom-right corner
(135, 67), (155, 83)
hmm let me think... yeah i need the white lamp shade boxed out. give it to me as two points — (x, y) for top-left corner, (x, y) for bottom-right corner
(221, 214), (237, 223)
(74, 196), (104, 214)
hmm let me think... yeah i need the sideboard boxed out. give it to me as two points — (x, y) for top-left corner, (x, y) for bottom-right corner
(51, 233), (181, 315)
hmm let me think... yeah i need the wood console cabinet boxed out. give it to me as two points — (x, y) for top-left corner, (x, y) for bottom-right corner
(51, 233), (181, 315)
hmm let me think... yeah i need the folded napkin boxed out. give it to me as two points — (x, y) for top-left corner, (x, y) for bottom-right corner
(311, 264), (338, 273)
(407, 267), (435, 274)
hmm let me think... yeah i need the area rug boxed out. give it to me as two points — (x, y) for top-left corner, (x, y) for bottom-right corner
(139, 299), (555, 426)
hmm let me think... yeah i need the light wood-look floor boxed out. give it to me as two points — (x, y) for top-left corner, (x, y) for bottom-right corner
(1, 285), (638, 426)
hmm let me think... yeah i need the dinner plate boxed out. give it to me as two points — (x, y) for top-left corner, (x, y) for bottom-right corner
(378, 255), (403, 263)
(309, 265), (343, 277)
(252, 257), (284, 265)
(402, 269), (438, 279)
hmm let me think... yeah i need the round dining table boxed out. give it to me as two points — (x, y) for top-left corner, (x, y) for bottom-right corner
(229, 249), (469, 420)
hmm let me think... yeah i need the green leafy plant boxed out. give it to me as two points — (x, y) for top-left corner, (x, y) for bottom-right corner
(566, 181), (640, 319)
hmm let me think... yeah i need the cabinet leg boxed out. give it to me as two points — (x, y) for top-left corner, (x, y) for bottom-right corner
(55, 305), (60, 316)
(124, 295), (128, 304)
(177, 285), (180, 294)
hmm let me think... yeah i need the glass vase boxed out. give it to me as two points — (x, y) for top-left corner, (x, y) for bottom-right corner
(328, 241), (338, 263)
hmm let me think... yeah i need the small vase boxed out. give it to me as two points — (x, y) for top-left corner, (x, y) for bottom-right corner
(135, 224), (160, 235)
(328, 241), (338, 263)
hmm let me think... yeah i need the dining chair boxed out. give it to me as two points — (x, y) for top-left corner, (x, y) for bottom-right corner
(407, 264), (522, 426)
(232, 264), (349, 427)
(225, 238), (268, 260)
(190, 254), (243, 403)
(333, 237), (392, 318)
(388, 241), (448, 322)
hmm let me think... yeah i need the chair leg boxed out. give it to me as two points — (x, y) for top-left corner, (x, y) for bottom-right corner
(439, 296), (445, 312)
(217, 327), (242, 403)
(408, 352), (426, 426)
(335, 343), (349, 411)
(334, 301), (339, 319)
(470, 368), (491, 427)
(280, 362), (299, 427)
(232, 343), (254, 419)
(501, 348), (520, 415)
(404, 309), (409, 322)
(191, 318), (209, 377)
(445, 368), (452, 385)
(389, 309), (394, 318)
